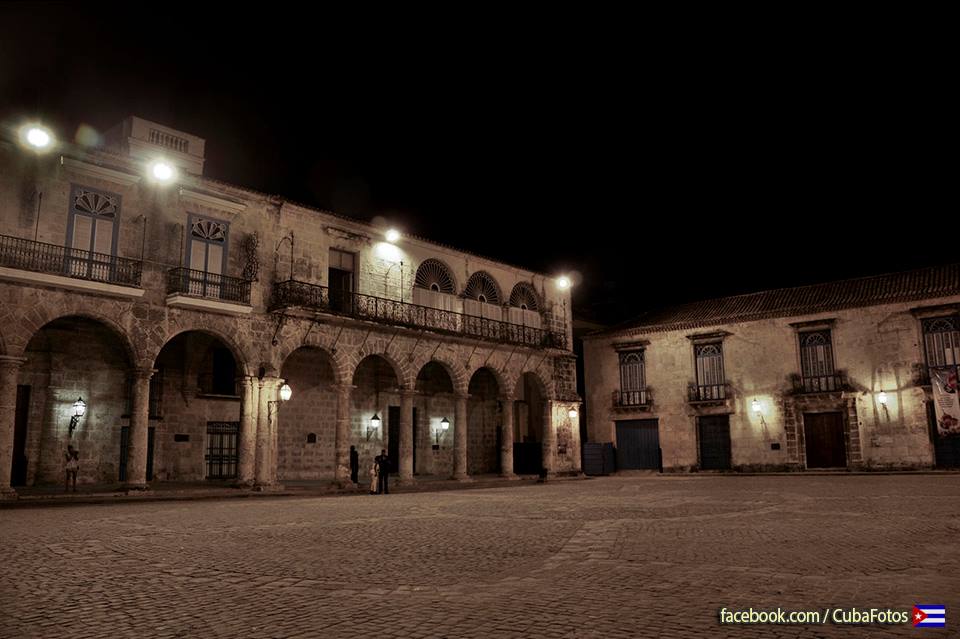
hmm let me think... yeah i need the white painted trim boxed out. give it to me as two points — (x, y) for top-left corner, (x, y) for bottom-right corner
(165, 293), (252, 316)
(0, 266), (145, 298)
(179, 188), (247, 214)
(60, 156), (141, 186)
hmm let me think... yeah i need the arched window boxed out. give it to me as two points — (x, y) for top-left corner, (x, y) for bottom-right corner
(463, 271), (503, 305)
(414, 259), (457, 294)
(923, 317), (960, 368)
(798, 330), (837, 392)
(507, 281), (542, 331)
(618, 351), (646, 406)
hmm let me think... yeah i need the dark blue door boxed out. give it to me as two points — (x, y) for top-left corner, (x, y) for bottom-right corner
(698, 415), (731, 470)
(615, 419), (660, 470)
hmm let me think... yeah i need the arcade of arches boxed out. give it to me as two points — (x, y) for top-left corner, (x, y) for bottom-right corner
(0, 314), (581, 496)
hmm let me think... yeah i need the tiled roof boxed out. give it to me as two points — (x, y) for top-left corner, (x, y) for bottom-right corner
(596, 263), (960, 336)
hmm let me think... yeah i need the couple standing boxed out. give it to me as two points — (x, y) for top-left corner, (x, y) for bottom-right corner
(349, 445), (390, 495)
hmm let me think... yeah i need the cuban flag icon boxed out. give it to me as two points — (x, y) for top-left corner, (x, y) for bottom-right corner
(913, 604), (946, 628)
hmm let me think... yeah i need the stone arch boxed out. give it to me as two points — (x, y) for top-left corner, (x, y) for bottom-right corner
(411, 351), (468, 395)
(18, 311), (139, 367)
(463, 271), (504, 305)
(513, 363), (554, 400)
(344, 336), (412, 389)
(272, 330), (350, 386)
(467, 364), (509, 398)
(149, 325), (252, 376)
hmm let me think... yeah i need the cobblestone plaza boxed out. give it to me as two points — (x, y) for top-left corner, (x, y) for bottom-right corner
(2, 475), (957, 638)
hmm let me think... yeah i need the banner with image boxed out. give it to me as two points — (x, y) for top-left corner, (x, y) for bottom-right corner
(931, 368), (960, 437)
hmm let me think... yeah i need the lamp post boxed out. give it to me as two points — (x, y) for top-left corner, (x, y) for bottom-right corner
(267, 383), (292, 426)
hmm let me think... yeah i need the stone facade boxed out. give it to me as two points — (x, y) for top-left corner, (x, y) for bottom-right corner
(0, 116), (580, 496)
(583, 269), (960, 472)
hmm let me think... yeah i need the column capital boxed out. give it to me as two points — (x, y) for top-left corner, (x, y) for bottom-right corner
(499, 394), (515, 403)
(399, 387), (419, 397)
(128, 367), (156, 380)
(330, 383), (357, 392)
(454, 392), (470, 401)
(0, 355), (27, 370)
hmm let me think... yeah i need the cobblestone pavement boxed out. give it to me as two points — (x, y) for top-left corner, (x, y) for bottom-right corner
(1, 475), (958, 638)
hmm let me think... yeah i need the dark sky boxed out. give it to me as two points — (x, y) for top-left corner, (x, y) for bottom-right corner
(1, 4), (951, 324)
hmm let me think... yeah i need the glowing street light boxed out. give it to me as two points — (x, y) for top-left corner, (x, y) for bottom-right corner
(568, 408), (579, 419)
(752, 398), (762, 413)
(878, 391), (888, 405)
(279, 383), (293, 402)
(149, 160), (176, 183)
(556, 275), (572, 290)
(385, 228), (401, 243)
(19, 123), (55, 151)
(26, 127), (51, 149)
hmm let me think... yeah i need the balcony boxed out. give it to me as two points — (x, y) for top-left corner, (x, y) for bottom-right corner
(794, 373), (845, 394)
(0, 233), (144, 298)
(166, 267), (252, 315)
(688, 382), (729, 403)
(612, 389), (652, 410)
(271, 279), (566, 349)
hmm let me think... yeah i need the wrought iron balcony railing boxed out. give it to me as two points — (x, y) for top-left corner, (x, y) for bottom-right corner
(613, 389), (651, 408)
(689, 382), (728, 402)
(0, 233), (142, 287)
(167, 268), (251, 304)
(797, 373), (844, 394)
(272, 279), (567, 349)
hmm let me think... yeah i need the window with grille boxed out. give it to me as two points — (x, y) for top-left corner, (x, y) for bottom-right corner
(205, 422), (238, 479)
(923, 317), (960, 371)
(799, 330), (838, 392)
(67, 185), (121, 279)
(618, 351), (647, 406)
(693, 342), (725, 400)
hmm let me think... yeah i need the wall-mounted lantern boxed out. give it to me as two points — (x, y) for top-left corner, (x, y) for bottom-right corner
(878, 391), (890, 420)
(68, 397), (86, 436)
(435, 417), (450, 446)
(568, 408), (579, 419)
(368, 413), (381, 441)
(279, 383), (293, 402)
(751, 398), (766, 427)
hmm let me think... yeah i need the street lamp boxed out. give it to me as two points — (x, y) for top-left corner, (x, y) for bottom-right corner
(19, 123), (55, 152)
(68, 397), (86, 436)
(568, 408), (578, 419)
(556, 275), (571, 290)
(367, 413), (382, 441)
(385, 228), (401, 243)
(148, 160), (177, 183)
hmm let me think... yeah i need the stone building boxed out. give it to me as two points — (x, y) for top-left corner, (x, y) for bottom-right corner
(583, 266), (960, 472)
(0, 116), (580, 498)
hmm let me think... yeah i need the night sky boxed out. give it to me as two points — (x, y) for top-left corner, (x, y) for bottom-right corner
(1, 4), (950, 325)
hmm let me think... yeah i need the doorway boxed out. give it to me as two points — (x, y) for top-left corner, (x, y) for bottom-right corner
(11, 385), (30, 486)
(328, 248), (354, 314)
(388, 405), (400, 473)
(803, 412), (847, 468)
(698, 415), (731, 470)
(615, 419), (660, 470)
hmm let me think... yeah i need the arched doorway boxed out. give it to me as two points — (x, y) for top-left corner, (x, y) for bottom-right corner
(513, 372), (547, 474)
(278, 347), (337, 480)
(15, 316), (133, 486)
(152, 331), (244, 482)
(351, 355), (401, 476)
(414, 361), (456, 476)
(467, 367), (501, 475)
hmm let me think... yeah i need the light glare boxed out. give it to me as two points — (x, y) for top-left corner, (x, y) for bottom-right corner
(386, 228), (401, 243)
(150, 161), (176, 182)
(556, 275), (571, 290)
(26, 127), (51, 148)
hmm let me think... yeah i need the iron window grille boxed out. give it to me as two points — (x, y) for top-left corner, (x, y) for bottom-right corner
(798, 330), (841, 392)
(692, 342), (726, 401)
(922, 316), (960, 385)
(618, 351), (649, 406)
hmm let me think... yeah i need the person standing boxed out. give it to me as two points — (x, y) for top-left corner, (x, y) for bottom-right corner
(64, 445), (79, 492)
(350, 445), (359, 484)
(377, 449), (390, 495)
(368, 456), (379, 495)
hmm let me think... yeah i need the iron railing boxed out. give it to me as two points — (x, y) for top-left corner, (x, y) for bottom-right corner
(689, 382), (728, 402)
(798, 373), (844, 393)
(272, 279), (566, 349)
(615, 389), (651, 407)
(167, 267), (251, 304)
(0, 233), (142, 287)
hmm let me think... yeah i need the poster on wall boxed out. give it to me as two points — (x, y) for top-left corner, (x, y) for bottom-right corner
(931, 368), (960, 437)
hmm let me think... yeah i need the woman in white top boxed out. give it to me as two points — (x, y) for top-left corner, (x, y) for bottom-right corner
(368, 459), (378, 495)
(64, 445), (79, 492)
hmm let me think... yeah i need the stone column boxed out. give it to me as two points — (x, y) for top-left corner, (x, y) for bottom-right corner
(452, 392), (469, 481)
(255, 376), (281, 489)
(399, 388), (416, 484)
(500, 395), (517, 479)
(0, 356), (26, 499)
(124, 367), (154, 490)
(541, 399), (556, 478)
(332, 384), (354, 487)
(237, 376), (259, 486)
(571, 404), (583, 474)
